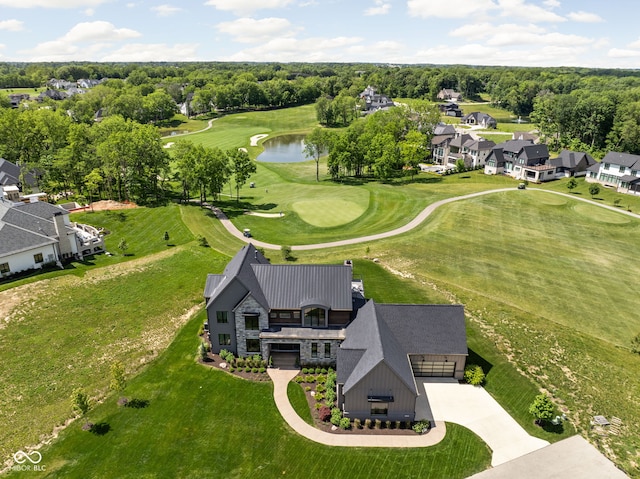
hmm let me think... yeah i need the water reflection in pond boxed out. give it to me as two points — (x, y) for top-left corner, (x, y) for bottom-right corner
(257, 134), (308, 163)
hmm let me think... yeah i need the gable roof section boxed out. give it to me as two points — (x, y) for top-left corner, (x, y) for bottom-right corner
(0, 201), (68, 257)
(495, 139), (534, 154)
(433, 123), (456, 136)
(339, 301), (467, 395)
(252, 264), (353, 310)
(550, 150), (596, 169)
(464, 139), (496, 151)
(204, 244), (270, 309)
(601, 151), (640, 169)
(520, 144), (549, 163)
(449, 134), (474, 149)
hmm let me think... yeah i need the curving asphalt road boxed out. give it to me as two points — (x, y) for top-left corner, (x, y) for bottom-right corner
(207, 187), (640, 251)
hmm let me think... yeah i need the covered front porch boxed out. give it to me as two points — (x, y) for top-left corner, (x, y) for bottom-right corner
(260, 326), (346, 367)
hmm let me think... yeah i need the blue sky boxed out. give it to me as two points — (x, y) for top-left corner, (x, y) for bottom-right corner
(0, 0), (638, 68)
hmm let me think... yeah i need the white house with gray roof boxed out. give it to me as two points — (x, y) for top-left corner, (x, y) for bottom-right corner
(0, 194), (104, 278)
(585, 151), (640, 195)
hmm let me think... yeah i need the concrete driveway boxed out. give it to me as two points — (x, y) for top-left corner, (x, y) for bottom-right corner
(423, 380), (549, 467)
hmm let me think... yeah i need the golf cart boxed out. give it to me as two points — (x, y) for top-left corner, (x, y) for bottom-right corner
(243, 228), (252, 238)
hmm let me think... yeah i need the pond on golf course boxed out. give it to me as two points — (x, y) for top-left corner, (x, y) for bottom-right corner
(257, 134), (309, 163)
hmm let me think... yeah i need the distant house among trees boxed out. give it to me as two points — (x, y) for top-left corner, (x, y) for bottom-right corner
(461, 112), (497, 129)
(359, 86), (395, 113)
(438, 102), (463, 117)
(437, 89), (463, 102)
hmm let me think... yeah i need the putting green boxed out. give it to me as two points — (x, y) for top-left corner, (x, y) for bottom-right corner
(292, 199), (366, 227)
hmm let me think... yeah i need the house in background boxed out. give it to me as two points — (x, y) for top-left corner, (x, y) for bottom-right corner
(446, 133), (475, 167)
(438, 102), (463, 117)
(359, 86), (395, 113)
(461, 112), (497, 129)
(430, 123), (457, 165)
(337, 301), (467, 422)
(0, 158), (40, 194)
(550, 150), (596, 178)
(484, 139), (554, 182)
(0, 192), (105, 278)
(437, 89), (463, 102)
(512, 131), (539, 143)
(461, 138), (496, 168)
(586, 151), (640, 195)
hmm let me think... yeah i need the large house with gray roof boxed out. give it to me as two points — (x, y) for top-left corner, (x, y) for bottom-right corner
(484, 139), (553, 182)
(0, 193), (105, 278)
(204, 245), (468, 420)
(585, 151), (640, 195)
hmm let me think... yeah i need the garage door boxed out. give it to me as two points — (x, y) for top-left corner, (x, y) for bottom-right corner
(410, 358), (455, 377)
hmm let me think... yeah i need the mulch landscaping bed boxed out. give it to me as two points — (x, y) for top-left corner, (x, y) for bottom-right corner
(198, 352), (270, 382)
(295, 372), (417, 436)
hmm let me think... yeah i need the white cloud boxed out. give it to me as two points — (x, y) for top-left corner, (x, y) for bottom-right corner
(567, 11), (604, 23)
(543, 0), (560, 7)
(222, 36), (362, 62)
(0, 19), (24, 31)
(20, 21), (141, 60)
(608, 48), (640, 59)
(151, 4), (182, 17)
(204, 0), (293, 16)
(454, 23), (590, 48)
(364, 0), (391, 16)
(497, 0), (565, 22)
(100, 43), (199, 61)
(216, 17), (296, 44)
(627, 38), (640, 49)
(84, 8), (95, 16)
(408, 0), (498, 19)
(0, 0), (107, 7)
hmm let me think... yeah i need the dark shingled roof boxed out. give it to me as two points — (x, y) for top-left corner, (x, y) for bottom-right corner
(0, 158), (37, 188)
(601, 151), (640, 169)
(0, 201), (72, 257)
(495, 139), (534, 153)
(339, 301), (467, 395)
(619, 175), (640, 184)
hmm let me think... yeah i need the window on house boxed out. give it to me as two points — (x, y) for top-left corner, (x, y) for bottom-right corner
(311, 343), (318, 358)
(519, 158), (525, 164)
(303, 307), (325, 327)
(34, 253), (44, 264)
(370, 403), (389, 416)
(245, 314), (259, 330)
(246, 339), (261, 353)
(218, 334), (231, 346)
(0, 263), (9, 274)
(620, 166), (626, 174)
(632, 170), (637, 176)
(216, 311), (228, 323)
(604, 163), (610, 170)
(324, 343), (331, 358)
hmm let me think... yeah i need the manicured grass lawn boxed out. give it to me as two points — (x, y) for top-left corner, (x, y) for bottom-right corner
(177, 104), (318, 153)
(288, 382), (314, 425)
(19, 311), (491, 479)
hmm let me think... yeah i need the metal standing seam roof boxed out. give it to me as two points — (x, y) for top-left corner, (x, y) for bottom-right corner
(252, 263), (353, 310)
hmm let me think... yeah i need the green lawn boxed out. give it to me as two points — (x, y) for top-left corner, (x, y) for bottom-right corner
(287, 382), (314, 425)
(15, 310), (491, 479)
(175, 104), (319, 154)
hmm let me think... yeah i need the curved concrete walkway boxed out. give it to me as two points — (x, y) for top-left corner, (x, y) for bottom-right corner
(268, 368), (447, 447)
(207, 187), (640, 251)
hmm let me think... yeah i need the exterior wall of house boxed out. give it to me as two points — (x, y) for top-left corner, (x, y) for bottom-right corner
(339, 362), (417, 422)
(0, 244), (58, 278)
(262, 338), (341, 366)
(234, 295), (269, 358)
(206, 281), (248, 355)
(484, 162), (503, 175)
(328, 310), (351, 326)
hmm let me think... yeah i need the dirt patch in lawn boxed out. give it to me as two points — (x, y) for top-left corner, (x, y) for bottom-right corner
(88, 200), (139, 211)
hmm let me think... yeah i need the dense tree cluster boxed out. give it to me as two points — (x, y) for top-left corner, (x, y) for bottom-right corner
(323, 102), (440, 180)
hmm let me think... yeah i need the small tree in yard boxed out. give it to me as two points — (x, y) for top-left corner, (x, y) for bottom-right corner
(589, 183), (600, 199)
(566, 178), (577, 192)
(110, 361), (126, 394)
(631, 333), (640, 354)
(281, 245), (292, 261)
(71, 388), (91, 428)
(529, 394), (555, 426)
(464, 364), (486, 385)
(118, 238), (128, 256)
